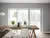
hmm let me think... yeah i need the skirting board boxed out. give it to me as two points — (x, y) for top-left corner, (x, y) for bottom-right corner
(42, 31), (50, 33)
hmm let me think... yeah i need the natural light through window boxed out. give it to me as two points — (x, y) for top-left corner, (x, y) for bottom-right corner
(8, 9), (17, 25)
(17, 9), (28, 25)
(8, 9), (41, 29)
(30, 9), (40, 28)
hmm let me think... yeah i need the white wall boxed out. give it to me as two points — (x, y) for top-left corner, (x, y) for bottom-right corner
(0, 4), (1, 25)
(48, 3), (50, 32)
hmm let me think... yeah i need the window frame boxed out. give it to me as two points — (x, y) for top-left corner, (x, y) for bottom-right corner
(8, 8), (43, 31)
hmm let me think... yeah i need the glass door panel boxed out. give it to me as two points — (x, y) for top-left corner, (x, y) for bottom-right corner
(17, 9), (28, 25)
(30, 9), (40, 28)
(8, 9), (17, 25)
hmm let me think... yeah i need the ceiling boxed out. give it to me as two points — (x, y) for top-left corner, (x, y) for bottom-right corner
(0, 0), (49, 3)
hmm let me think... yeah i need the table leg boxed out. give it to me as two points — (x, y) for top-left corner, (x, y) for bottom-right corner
(32, 30), (36, 38)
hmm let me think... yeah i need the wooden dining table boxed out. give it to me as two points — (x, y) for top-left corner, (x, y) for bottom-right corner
(0, 25), (39, 38)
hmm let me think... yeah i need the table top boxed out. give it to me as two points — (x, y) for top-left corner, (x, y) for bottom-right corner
(7, 25), (39, 30)
(0, 25), (39, 30)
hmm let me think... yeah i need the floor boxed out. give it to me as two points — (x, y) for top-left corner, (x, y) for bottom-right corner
(2, 30), (50, 38)
(35, 30), (49, 38)
(40, 33), (49, 38)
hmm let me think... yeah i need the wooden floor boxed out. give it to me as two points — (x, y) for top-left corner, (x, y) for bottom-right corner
(39, 33), (49, 38)
(2, 33), (50, 38)
(35, 30), (49, 38)
(2, 30), (50, 38)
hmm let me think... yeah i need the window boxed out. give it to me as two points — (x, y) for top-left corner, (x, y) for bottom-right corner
(17, 9), (28, 25)
(8, 9), (28, 25)
(8, 9), (17, 25)
(30, 9), (40, 28)
(8, 9), (41, 29)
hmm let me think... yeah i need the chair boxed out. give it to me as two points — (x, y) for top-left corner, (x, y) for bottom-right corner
(13, 30), (21, 38)
(17, 28), (30, 38)
(3, 31), (14, 38)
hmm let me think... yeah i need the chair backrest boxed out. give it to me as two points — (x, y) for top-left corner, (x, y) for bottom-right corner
(20, 28), (30, 37)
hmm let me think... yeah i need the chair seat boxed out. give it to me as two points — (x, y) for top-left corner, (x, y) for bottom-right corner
(17, 29), (30, 38)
